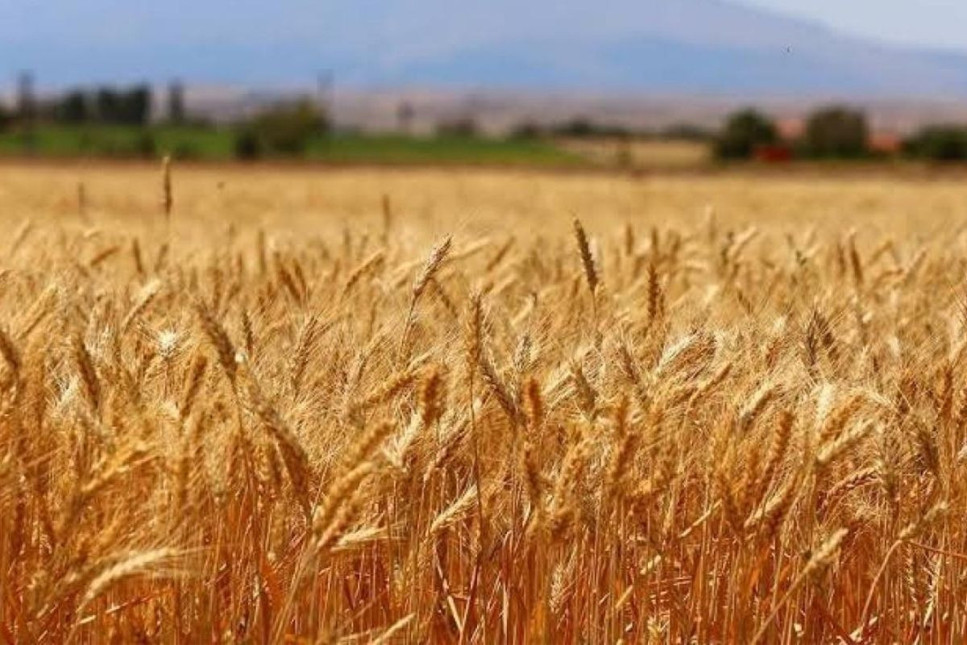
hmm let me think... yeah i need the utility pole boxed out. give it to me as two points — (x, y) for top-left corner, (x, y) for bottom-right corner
(397, 100), (415, 135)
(17, 71), (36, 152)
(168, 79), (186, 124)
(17, 71), (35, 122)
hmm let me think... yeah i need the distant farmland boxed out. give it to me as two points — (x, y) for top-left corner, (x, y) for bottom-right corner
(0, 125), (584, 167)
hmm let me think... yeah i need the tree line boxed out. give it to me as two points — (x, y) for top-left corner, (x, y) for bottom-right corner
(0, 82), (330, 160)
(5, 82), (967, 164)
(715, 106), (967, 162)
(54, 86), (153, 125)
(0, 84), (157, 127)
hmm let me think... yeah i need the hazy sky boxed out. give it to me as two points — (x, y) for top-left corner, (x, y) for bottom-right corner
(3, 1), (967, 53)
(742, 0), (967, 51)
(3, 0), (967, 89)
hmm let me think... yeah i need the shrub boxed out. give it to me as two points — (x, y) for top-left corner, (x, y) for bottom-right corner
(714, 109), (778, 160)
(234, 129), (263, 160)
(904, 125), (967, 161)
(0, 104), (11, 132)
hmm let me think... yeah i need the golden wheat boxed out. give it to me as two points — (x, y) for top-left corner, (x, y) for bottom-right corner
(2, 163), (967, 642)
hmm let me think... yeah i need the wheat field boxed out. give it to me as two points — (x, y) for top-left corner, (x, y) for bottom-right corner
(2, 162), (967, 643)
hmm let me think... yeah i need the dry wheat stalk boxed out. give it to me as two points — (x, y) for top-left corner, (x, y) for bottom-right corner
(573, 218), (598, 296)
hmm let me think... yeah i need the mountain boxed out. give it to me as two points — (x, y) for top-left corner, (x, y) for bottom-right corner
(3, 0), (967, 96)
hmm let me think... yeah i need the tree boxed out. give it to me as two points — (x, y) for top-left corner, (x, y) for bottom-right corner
(93, 86), (152, 125)
(95, 89), (120, 123)
(124, 85), (152, 125)
(58, 90), (90, 123)
(247, 100), (328, 155)
(802, 106), (869, 159)
(713, 109), (778, 160)
(904, 125), (967, 162)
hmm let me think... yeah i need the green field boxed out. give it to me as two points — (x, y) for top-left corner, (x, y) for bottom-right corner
(0, 126), (232, 159)
(0, 125), (584, 167)
(306, 133), (583, 166)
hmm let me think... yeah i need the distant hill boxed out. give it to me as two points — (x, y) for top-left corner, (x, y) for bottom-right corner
(4, 0), (967, 95)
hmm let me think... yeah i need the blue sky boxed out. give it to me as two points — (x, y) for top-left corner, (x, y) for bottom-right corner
(743, 0), (967, 51)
